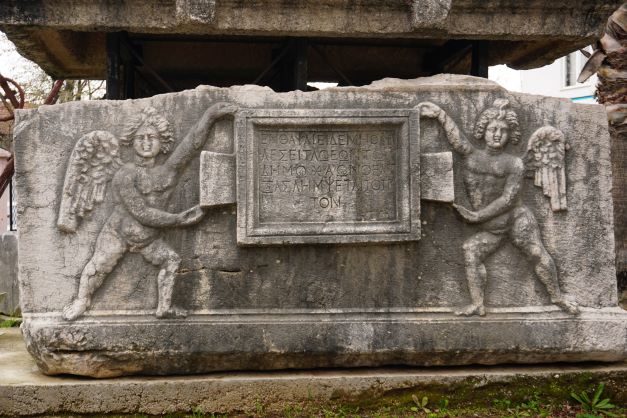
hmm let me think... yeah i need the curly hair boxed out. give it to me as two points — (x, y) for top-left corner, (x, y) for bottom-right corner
(473, 98), (521, 145)
(120, 107), (174, 154)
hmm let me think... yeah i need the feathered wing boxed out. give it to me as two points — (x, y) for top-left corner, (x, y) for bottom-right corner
(525, 126), (569, 212)
(57, 131), (123, 232)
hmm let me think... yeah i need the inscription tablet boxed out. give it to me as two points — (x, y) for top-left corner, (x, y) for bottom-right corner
(236, 109), (420, 245)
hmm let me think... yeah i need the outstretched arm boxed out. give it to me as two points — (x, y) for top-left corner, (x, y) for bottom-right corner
(164, 102), (238, 172)
(416, 102), (474, 156)
(454, 160), (524, 223)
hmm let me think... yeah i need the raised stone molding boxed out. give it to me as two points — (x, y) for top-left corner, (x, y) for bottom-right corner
(235, 108), (421, 245)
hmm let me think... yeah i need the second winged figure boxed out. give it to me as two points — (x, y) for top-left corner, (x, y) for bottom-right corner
(417, 99), (577, 316)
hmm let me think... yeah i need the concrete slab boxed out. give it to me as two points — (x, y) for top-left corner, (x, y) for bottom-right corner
(1, 328), (626, 416)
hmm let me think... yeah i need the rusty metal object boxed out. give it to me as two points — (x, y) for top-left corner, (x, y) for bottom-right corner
(0, 73), (25, 122)
(0, 74), (67, 197)
(44, 79), (65, 105)
(0, 156), (13, 197)
(0, 73), (22, 195)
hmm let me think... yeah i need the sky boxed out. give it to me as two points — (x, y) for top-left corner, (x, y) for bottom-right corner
(0, 31), (47, 88)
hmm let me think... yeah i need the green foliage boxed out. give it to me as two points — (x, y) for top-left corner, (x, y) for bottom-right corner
(504, 406), (533, 418)
(493, 398), (512, 410)
(437, 398), (449, 412)
(571, 383), (619, 417)
(490, 391), (559, 417)
(317, 404), (361, 417)
(411, 394), (431, 414)
(518, 391), (551, 417)
(254, 397), (265, 416)
(0, 318), (20, 327)
(283, 404), (304, 418)
(190, 407), (204, 418)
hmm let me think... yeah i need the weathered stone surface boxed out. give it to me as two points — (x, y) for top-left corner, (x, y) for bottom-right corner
(13, 75), (627, 377)
(411, 0), (452, 29)
(0, 0), (613, 39)
(2, 329), (627, 416)
(199, 151), (236, 207)
(0, 233), (18, 315)
(176, 0), (215, 25)
(420, 152), (454, 202)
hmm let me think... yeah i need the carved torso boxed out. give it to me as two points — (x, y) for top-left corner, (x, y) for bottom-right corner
(134, 165), (178, 206)
(108, 164), (178, 247)
(462, 149), (523, 232)
(463, 150), (512, 209)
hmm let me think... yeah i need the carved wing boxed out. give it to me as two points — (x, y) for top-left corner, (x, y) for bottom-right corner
(57, 131), (123, 232)
(525, 126), (569, 212)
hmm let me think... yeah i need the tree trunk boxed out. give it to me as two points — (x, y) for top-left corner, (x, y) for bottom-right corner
(593, 4), (627, 303)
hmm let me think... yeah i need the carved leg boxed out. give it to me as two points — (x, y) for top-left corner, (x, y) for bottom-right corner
(140, 239), (186, 318)
(510, 207), (579, 315)
(63, 226), (127, 321)
(455, 231), (503, 316)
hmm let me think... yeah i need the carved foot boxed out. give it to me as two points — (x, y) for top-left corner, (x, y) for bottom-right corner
(454, 304), (486, 316)
(156, 306), (188, 319)
(62, 298), (89, 321)
(553, 298), (580, 315)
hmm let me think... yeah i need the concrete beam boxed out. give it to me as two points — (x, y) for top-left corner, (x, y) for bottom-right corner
(0, 1), (618, 39)
(0, 1), (620, 79)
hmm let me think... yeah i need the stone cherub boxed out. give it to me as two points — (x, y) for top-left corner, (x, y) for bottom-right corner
(57, 102), (238, 321)
(416, 99), (578, 316)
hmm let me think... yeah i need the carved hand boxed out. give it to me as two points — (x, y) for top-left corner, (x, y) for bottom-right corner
(178, 205), (206, 226)
(453, 204), (480, 223)
(209, 102), (239, 119)
(416, 102), (442, 119)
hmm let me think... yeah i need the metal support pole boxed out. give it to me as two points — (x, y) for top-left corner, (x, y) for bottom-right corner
(121, 34), (136, 99)
(106, 33), (122, 99)
(8, 176), (15, 231)
(470, 40), (489, 78)
(293, 38), (308, 91)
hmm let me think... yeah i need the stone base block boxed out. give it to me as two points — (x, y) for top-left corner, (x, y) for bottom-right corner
(22, 308), (627, 378)
(2, 329), (627, 416)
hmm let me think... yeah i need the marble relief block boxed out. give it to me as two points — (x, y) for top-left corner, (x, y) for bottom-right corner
(14, 75), (626, 377)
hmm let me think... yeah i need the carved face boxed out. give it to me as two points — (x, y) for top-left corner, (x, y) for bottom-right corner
(484, 119), (510, 150)
(133, 125), (161, 158)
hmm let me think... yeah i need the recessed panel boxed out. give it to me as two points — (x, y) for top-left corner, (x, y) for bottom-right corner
(236, 109), (420, 245)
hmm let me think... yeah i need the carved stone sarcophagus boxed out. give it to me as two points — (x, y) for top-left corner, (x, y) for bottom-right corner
(14, 76), (627, 377)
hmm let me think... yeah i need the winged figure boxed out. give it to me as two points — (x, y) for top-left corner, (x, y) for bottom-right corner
(416, 99), (578, 316)
(58, 102), (238, 321)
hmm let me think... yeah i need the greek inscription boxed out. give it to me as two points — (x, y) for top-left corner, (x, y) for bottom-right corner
(255, 127), (399, 223)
